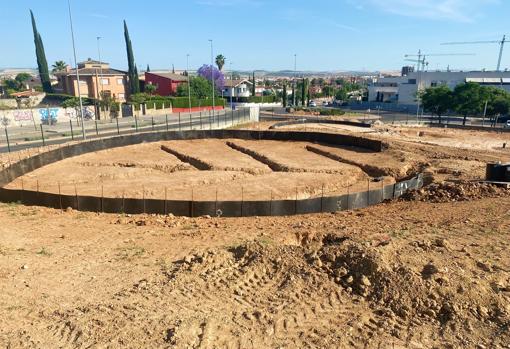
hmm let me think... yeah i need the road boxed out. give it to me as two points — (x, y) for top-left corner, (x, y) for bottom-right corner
(0, 109), (250, 153)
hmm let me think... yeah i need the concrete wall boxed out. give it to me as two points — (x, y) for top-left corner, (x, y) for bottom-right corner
(0, 106), (96, 127)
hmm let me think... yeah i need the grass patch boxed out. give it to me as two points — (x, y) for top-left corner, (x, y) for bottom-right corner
(36, 247), (52, 257)
(115, 245), (146, 261)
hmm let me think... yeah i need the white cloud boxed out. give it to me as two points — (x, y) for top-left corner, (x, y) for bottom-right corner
(357, 0), (500, 22)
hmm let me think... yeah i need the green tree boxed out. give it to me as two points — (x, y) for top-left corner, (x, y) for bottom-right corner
(52, 61), (67, 74)
(124, 20), (140, 94)
(335, 88), (348, 101)
(323, 85), (336, 98)
(176, 76), (212, 99)
(301, 78), (306, 106)
(420, 85), (453, 124)
(282, 84), (287, 107)
(129, 93), (148, 106)
(30, 10), (52, 93)
(252, 72), (256, 96)
(145, 83), (157, 96)
(453, 82), (484, 125)
(146, 64), (150, 72)
(215, 54), (226, 71)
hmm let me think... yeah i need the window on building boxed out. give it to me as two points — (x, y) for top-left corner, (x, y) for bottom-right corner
(117, 78), (124, 85)
(101, 78), (110, 85)
(118, 93), (125, 100)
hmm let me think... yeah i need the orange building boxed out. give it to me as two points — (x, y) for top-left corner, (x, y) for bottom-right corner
(55, 59), (129, 102)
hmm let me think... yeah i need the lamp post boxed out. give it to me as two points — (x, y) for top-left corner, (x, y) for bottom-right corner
(209, 40), (215, 117)
(293, 54), (297, 106)
(187, 54), (192, 115)
(229, 61), (233, 110)
(96, 36), (104, 97)
(67, 0), (86, 139)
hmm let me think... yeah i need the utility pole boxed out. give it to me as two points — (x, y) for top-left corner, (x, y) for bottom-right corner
(97, 37), (104, 97)
(67, 0), (86, 139)
(229, 61), (234, 110)
(209, 40), (215, 116)
(187, 54), (192, 115)
(293, 54), (297, 106)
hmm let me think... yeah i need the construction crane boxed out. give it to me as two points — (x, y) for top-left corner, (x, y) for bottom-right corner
(405, 58), (429, 71)
(404, 51), (476, 71)
(441, 35), (508, 71)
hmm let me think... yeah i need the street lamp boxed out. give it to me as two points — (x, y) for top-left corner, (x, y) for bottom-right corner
(96, 37), (104, 97)
(67, 0), (86, 140)
(293, 54), (297, 106)
(229, 61), (234, 110)
(209, 40), (215, 117)
(187, 54), (192, 115)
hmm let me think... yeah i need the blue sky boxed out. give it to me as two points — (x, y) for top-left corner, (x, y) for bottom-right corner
(1, 0), (509, 72)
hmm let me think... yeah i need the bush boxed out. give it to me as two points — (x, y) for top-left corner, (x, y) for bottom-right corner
(319, 108), (345, 116)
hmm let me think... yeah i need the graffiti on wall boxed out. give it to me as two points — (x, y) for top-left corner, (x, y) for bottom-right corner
(0, 106), (97, 128)
(13, 110), (34, 122)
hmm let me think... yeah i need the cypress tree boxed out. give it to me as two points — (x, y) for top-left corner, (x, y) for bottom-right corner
(252, 72), (256, 96)
(291, 84), (295, 106)
(146, 64), (150, 72)
(282, 84), (287, 107)
(124, 20), (140, 94)
(301, 78), (306, 106)
(30, 10), (52, 93)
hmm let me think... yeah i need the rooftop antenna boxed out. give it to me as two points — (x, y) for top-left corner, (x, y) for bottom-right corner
(441, 35), (508, 71)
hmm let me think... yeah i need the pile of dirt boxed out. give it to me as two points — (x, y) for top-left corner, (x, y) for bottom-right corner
(402, 181), (510, 203)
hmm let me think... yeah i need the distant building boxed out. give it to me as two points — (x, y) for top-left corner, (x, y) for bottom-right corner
(144, 72), (188, 96)
(55, 59), (129, 101)
(401, 66), (415, 76)
(368, 70), (510, 106)
(222, 79), (252, 98)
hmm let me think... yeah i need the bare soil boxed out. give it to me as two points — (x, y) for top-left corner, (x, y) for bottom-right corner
(1, 124), (510, 348)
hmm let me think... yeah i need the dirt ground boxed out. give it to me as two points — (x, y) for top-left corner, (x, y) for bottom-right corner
(1, 123), (510, 348)
(0, 192), (509, 348)
(5, 139), (384, 201)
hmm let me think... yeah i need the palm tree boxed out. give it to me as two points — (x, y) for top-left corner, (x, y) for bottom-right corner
(52, 60), (67, 73)
(215, 54), (226, 71)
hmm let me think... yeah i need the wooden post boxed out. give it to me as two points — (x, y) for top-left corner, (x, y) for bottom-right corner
(58, 182), (63, 211)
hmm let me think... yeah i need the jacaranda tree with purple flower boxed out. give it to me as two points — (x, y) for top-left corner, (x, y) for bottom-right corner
(197, 64), (225, 92)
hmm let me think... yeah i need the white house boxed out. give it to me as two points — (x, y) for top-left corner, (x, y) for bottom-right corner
(222, 79), (252, 98)
(368, 70), (510, 106)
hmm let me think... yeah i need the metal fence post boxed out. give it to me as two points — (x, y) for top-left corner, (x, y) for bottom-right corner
(165, 114), (169, 131)
(199, 111), (203, 129)
(135, 116), (138, 132)
(116, 117), (120, 135)
(179, 112), (181, 131)
(189, 112), (192, 130)
(95, 120), (99, 136)
(4, 128), (11, 153)
(39, 124), (45, 146)
(151, 116), (155, 131)
(69, 120), (74, 140)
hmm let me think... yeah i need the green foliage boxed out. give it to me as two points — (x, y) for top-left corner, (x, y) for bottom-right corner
(453, 82), (485, 125)
(420, 85), (453, 123)
(124, 20), (140, 94)
(60, 97), (80, 109)
(335, 88), (348, 101)
(282, 84), (287, 108)
(252, 72), (256, 96)
(129, 93), (224, 109)
(3, 73), (32, 93)
(176, 76), (212, 99)
(30, 10), (52, 93)
(144, 83), (157, 95)
(319, 108), (345, 116)
(215, 54), (226, 71)
(52, 61), (67, 74)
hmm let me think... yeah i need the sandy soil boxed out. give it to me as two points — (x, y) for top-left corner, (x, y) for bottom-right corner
(6, 139), (376, 201)
(0, 192), (509, 348)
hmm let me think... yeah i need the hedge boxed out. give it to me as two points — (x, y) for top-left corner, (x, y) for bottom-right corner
(142, 97), (225, 110)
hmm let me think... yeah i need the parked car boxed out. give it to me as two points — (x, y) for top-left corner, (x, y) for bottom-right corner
(322, 101), (329, 106)
(505, 120), (510, 128)
(308, 101), (317, 107)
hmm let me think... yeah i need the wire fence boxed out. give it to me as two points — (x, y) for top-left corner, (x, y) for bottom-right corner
(0, 108), (252, 154)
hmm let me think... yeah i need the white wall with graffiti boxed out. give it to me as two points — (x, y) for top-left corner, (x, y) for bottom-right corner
(0, 106), (96, 128)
